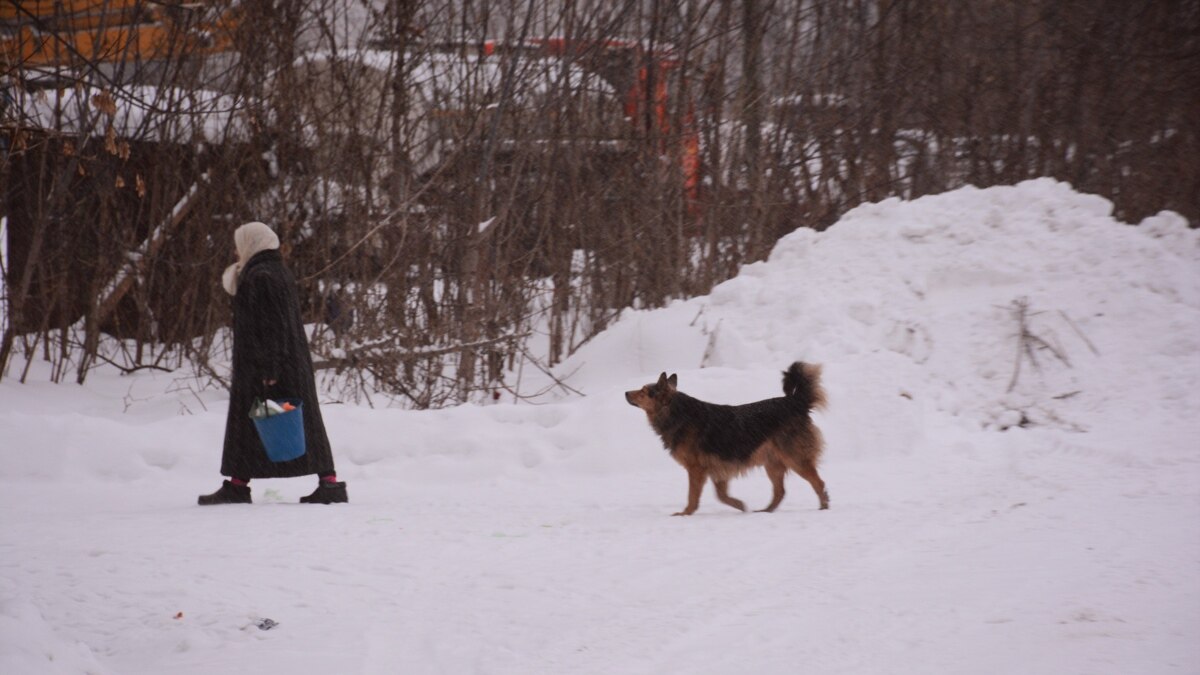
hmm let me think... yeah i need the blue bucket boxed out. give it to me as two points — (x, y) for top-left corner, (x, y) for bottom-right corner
(252, 399), (307, 462)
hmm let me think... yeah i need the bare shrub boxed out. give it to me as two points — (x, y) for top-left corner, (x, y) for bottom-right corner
(2, 0), (1195, 405)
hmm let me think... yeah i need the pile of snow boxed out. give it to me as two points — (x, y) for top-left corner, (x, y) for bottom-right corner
(554, 178), (1198, 439)
(0, 180), (1196, 674)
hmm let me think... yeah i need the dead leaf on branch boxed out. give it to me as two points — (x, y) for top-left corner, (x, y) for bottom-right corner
(104, 126), (118, 155)
(91, 90), (117, 116)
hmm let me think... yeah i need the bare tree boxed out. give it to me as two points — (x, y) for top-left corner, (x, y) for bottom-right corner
(2, 0), (1196, 405)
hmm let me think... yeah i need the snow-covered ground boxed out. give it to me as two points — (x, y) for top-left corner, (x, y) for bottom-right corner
(2, 180), (1197, 674)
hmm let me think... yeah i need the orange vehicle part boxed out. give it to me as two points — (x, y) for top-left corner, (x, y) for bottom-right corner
(1, 0), (237, 67)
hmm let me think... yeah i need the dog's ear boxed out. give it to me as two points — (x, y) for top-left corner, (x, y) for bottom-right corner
(656, 372), (668, 387)
(667, 373), (678, 389)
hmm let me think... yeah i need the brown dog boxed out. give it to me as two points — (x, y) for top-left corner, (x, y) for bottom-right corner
(625, 363), (828, 515)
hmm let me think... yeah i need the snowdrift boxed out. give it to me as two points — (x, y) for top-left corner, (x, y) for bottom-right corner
(553, 178), (1199, 447)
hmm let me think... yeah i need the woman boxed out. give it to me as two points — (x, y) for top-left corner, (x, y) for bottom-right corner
(198, 222), (348, 505)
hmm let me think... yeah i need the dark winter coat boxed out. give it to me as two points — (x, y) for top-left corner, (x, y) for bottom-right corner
(221, 250), (335, 478)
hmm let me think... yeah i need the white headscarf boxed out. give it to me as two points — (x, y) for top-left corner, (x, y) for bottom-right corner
(222, 221), (281, 295)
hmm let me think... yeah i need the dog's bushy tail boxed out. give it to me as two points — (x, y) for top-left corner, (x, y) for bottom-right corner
(782, 362), (827, 411)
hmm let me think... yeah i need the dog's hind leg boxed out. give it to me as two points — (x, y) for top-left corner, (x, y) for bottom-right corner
(757, 459), (787, 513)
(791, 459), (830, 510)
(674, 467), (707, 516)
(713, 479), (747, 512)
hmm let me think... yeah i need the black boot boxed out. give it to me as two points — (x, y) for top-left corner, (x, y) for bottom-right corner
(198, 480), (252, 505)
(300, 481), (348, 504)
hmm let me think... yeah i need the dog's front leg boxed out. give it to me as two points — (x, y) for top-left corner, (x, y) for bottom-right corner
(673, 468), (706, 516)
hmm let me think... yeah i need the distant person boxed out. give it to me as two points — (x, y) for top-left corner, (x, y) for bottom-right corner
(198, 222), (348, 505)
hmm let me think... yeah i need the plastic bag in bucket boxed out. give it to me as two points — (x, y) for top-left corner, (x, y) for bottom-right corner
(250, 398), (306, 462)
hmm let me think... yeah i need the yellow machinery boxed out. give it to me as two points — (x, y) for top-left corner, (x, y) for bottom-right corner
(1, 0), (237, 69)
